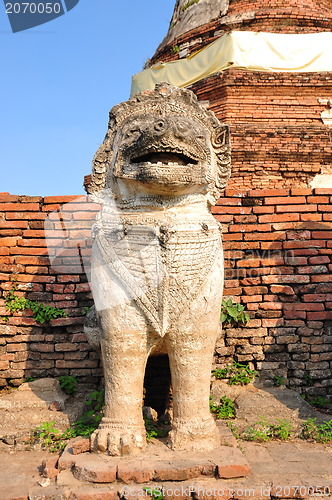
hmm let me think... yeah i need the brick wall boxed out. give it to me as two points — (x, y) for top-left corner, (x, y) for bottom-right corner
(213, 187), (332, 398)
(1, 189), (332, 397)
(0, 193), (100, 387)
(190, 70), (332, 191)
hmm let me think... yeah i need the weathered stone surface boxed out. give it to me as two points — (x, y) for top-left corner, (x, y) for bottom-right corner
(158, 0), (229, 50)
(72, 454), (117, 483)
(72, 438), (91, 455)
(42, 455), (59, 479)
(58, 440), (76, 471)
(117, 461), (154, 484)
(56, 435), (250, 484)
(85, 83), (231, 456)
(153, 462), (205, 481)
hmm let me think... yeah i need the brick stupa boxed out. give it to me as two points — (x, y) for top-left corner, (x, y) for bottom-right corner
(144, 0), (332, 191)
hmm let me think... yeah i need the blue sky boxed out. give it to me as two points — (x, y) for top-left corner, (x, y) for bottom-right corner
(1, 1), (174, 196)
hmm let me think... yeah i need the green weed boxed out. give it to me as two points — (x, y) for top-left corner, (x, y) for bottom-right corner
(31, 421), (66, 452)
(59, 375), (78, 395)
(170, 44), (180, 55)
(71, 390), (105, 436)
(273, 375), (287, 387)
(144, 419), (168, 441)
(302, 418), (332, 443)
(144, 487), (163, 500)
(5, 285), (67, 324)
(214, 361), (257, 386)
(220, 298), (250, 327)
(303, 394), (330, 409)
(210, 395), (236, 419)
(181, 0), (199, 12)
(231, 418), (292, 442)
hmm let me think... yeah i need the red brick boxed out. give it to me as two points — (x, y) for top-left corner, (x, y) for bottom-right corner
(283, 240), (326, 249)
(214, 215), (234, 223)
(270, 285), (295, 295)
(307, 196), (329, 204)
(0, 203), (39, 211)
(43, 195), (81, 204)
(71, 438), (91, 455)
(290, 188), (312, 195)
(0, 237), (18, 247)
(284, 303), (324, 311)
(259, 213), (300, 223)
(262, 275), (310, 284)
(312, 231), (332, 239)
(311, 275), (332, 283)
(303, 294), (327, 302)
(0, 220), (28, 229)
(6, 212), (46, 220)
(61, 203), (98, 212)
(212, 206), (252, 215)
(72, 454), (117, 483)
(0, 194), (19, 202)
(249, 189), (289, 197)
(15, 256), (50, 265)
(241, 295), (262, 303)
(56, 275), (80, 283)
(42, 456), (59, 479)
(243, 286), (268, 295)
(265, 196), (305, 205)
(252, 206), (275, 214)
(262, 318), (285, 327)
(318, 205), (332, 212)
(284, 310), (306, 320)
(314, 188), (332, 195)
(223, 233), (243, 241)
(233, 215), (257, 224)
(217, 197), (243, 206)
(300, 213), (322, 221)
(245, 232), (285, 241)
(230, 224), (271, 233)
(223, 287), (242, 296)
(276, 204), (317, 213)
(17, 238), (50, 247)
(9, 247), (50, 256)
(307, 311), (332, 320)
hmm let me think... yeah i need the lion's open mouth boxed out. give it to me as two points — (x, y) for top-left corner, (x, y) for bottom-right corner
(130, 151), (199, 166)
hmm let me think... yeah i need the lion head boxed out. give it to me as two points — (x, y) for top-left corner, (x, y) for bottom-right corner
(87, 83), (231, 205)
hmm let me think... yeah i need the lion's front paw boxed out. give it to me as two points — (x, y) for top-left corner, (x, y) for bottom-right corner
(90, 419), (146, 456)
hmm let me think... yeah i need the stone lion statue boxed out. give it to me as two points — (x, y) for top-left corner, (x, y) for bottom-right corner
(85, 82), (231, 456)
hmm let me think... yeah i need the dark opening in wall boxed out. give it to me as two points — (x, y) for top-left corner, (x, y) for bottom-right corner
(144, 355), (171, 418)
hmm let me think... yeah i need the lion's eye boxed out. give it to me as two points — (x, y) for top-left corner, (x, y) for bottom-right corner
(125, 128), (141, 140)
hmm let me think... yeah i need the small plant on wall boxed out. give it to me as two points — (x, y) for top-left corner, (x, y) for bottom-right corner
(220, 298), (250, 327)
(214, 361), (257, 386)
(3, 283), (67, 324)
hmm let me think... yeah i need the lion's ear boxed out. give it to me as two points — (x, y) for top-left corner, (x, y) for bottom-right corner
(211, 125), (230, 152)
(208, 124), (231, 206)
(86, 119), (116, 197)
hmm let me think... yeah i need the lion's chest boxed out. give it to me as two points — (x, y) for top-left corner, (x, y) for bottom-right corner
(95, 216), (222, 336)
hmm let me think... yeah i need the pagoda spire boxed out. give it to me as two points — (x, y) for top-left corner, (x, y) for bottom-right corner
(159, 0), (229, 50)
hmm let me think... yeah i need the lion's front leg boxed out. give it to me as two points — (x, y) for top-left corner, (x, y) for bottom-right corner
(90, 306), (149, 456)
(166, 328), (220, 452)
(166, 262), (223, 452)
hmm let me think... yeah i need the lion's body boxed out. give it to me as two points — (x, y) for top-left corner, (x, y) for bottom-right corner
(85, 83), (231, 455)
